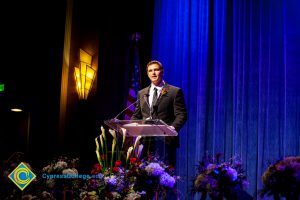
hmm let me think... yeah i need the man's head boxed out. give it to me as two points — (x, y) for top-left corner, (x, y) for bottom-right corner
(146, 60), (164, 86)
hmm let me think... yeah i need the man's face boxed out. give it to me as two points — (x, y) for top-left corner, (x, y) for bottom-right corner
(147, 63), (163, 86)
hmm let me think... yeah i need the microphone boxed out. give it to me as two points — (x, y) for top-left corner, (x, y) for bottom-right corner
(143, 94), (153, 119)
(113, 94), (149, 120)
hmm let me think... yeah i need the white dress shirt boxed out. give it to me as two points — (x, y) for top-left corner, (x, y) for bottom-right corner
(149, 81), (164, 107)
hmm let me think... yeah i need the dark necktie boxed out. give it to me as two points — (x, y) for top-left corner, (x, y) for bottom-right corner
(152, 87), (158, 108)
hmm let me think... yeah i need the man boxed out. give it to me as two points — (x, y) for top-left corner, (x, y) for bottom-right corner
(131, 60), (187, 165)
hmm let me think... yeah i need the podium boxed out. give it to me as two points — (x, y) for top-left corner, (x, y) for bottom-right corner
(104, 119), (178, 137)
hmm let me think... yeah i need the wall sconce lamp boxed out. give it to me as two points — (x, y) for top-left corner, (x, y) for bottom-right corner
(74, 49), (96, 99)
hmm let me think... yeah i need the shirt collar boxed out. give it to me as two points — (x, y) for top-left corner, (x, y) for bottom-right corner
(151, 80), (165, 91)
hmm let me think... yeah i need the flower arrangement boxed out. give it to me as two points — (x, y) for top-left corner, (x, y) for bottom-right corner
(30, 155), (83, 199)
(193, 153), (249, 200)
(1, 154), (81, 199)
(260, 156), (300, 199)
(1, 127), (179, 200)
(41, 156), (81, 190)
(79, 126), (179, 200)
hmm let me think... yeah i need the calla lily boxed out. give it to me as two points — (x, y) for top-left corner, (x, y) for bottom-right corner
(109, 129), (116, 139)
(101, 126), (106, 140)
(121, 128), (126, 146)
(95, 136), (103, 166)
(126, 146), (133, 163)
(133, 136), (142, 150)
(137, 144), (144, 159)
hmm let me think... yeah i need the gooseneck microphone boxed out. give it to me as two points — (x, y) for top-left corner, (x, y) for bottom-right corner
(143, 94), (152, 119)
(113, 94), (149, 120)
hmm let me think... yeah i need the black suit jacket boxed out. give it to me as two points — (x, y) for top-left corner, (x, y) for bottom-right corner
(131, 83), (187, 146)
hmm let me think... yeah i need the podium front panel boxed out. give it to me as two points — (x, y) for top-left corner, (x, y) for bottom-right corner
(104, 119), (178, 137)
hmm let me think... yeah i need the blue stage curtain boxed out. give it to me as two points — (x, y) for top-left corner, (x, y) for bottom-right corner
(152, 0), (300, 199)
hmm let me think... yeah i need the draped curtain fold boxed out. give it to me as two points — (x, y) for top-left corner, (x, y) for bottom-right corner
(152, 0), (300, 198)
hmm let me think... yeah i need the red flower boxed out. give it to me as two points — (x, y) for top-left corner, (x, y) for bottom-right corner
(130, 157), (137, 164)
(112, 166), (120, 173)
(115, 160), (121, 167)
(91, 163), (102, 174)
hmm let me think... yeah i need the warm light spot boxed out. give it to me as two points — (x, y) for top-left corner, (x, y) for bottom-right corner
(11, 108), (23, 112)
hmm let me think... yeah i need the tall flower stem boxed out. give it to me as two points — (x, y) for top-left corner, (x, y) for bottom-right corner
(101, 126), (108, 169)
(95, 136), (103, 167)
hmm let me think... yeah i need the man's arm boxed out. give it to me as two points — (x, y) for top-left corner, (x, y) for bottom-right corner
(172, 89), (187, 131)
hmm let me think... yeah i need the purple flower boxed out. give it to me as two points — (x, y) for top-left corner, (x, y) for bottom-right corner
(145, 163), (164, 176)
(105, 175), (118, 186)
(224, 167), (238, 181)
(88, 179), (101, 189)
(207, 178), (218, 189)
(159, 172), (176, 188)
(194, 153), (248, 198)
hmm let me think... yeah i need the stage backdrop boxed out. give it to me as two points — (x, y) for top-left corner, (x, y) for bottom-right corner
(151, 0), (300, 199)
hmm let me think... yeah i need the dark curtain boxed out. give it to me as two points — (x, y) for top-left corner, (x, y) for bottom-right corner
(152, 0), (300, 199)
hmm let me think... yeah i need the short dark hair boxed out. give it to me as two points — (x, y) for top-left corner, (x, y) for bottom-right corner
(146, 60), (163, 70)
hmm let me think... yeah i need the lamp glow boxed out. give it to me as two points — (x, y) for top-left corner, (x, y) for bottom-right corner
(11, 108), (23, 112)
(74, 49), (96, 99)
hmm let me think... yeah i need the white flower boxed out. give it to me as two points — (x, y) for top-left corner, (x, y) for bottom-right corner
(109, 129), (116, 139)
(54, 161), (67, 171)
(62, 168), (78, 175)
(42, 164), (53, 173)
(80, 191), (100, 200)
(45, 179), (55, 188)
(87, 191), (100, 200)
(111, 192), (121, 199)
(41, 191), (54, 199)
(125, 192), (141, 200)
(79, 191), (87, 199)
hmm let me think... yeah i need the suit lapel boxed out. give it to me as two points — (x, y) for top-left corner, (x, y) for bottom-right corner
(154, 84), (169, 106)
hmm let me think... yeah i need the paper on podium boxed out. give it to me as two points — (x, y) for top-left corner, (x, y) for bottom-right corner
(104, 119), (178, 137)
